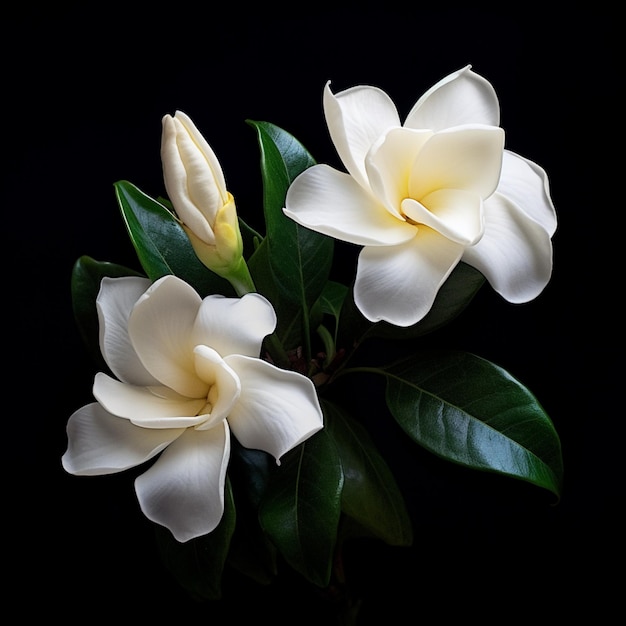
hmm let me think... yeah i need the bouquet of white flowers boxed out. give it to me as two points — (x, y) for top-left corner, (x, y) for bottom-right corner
(62, 65), (561, 622)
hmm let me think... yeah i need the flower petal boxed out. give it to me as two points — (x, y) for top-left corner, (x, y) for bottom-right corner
(462, 192), (553, 303)
(192, 293), (276, 359)
(97, 276), (158, 386)
(354, 229), (464, 327)
(128, 275), (208, 399)
(324, 81), (401, 189)
(174, 110), (228, 204)
(193, 345), (241, 431)
(161, 111), (229, 245)
(135, 421), (230, 542)
(366, 127), (434, 220)
(93, 372), (207, 428)
(62, 402), (183, 475)
(405, 65), (500, 130)
(411, 126), (504, 201)
(224, 355), (323, 462)
(401, 189), (483, 245)
(284, 164), (416, 246)
(498, 150), (557, 236)
(161, 114), (216, 244)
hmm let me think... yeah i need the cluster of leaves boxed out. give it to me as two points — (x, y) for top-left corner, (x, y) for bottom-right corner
(71, 121), (563, 601)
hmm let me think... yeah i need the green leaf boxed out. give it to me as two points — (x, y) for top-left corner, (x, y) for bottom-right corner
(319, 281), (349, 318)
(154, 478), (237, 601)
(71, 255), (143, 369)
(227, 443), (277, 585)
(248, 236), (303, 355)
(259, 430), (343, 587)
(323, 400), (413, 546)
(114, 180), (233, 297)
(319, 280), (349, 344)
(383, 350), (563, 497)
(247, 120), (334, 360)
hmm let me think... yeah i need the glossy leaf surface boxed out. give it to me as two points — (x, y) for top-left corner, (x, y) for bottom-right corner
(227, 444), (277, 585)
(259, 430), (343, 587)
(114, 180), (233, 297)
(323, 400), (413, 546)
(248, 120), (333, 360)
(383, 350), (563, 497)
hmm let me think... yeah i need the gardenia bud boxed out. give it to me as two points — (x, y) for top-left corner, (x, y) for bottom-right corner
(161, 111), (253, 294)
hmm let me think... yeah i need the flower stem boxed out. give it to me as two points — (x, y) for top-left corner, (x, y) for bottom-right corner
(225, 257), (257, 297)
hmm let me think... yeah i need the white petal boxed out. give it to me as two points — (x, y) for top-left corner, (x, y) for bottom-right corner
(405, 65), (500, 130)
(284, 164), (416, 246)
(62, 402), (183, 476)
(462, 192), (553, 303)
(224, 355), (323, 462)
(366, 127), (434, 220)
(161, 114), (216, 244)
(193, 345), (241, 430)
(174, 110), (228, 203)
(354, 229), (464, 327)
(135, 421), (231, 542)
(498, 150), (557, 236)
(411, 126), (504, 200)
(192, 293), (277, 359)
(93, 372), (207, 428)
(97, 276), (158, 386)
(402, 189), (483, 245)
(128, 275), (208, 399)
(324, 81), (401, 189)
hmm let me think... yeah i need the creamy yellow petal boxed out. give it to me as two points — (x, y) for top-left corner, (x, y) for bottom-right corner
(410, 125), (504, 201)
(193, 345), (241, 431)
(284, 164), (416, 246)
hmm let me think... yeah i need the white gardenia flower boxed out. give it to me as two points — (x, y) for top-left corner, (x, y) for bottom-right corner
(283, 65), (557, 327)
(62, 274), (323, 542)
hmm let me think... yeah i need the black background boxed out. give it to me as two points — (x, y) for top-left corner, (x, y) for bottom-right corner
(10, 3), (619, 621)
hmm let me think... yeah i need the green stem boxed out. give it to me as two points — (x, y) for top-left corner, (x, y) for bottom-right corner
(224, 257), (257, 297)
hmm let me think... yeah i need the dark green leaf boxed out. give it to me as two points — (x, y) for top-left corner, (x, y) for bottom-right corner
(323, 400), (413, 546)
(319, 280), (349, 345)
(154, 478), (237, 601)
(319, 281), (349, 319)
(227, 443), (277, 585)
(248, 237), (303, 356)
(258, 430), (343, 587)
(383, 350), (563, 497)
(114, 180), (233, 297)
(247, 120), (334, 360)
(71, 255), (143, 369)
